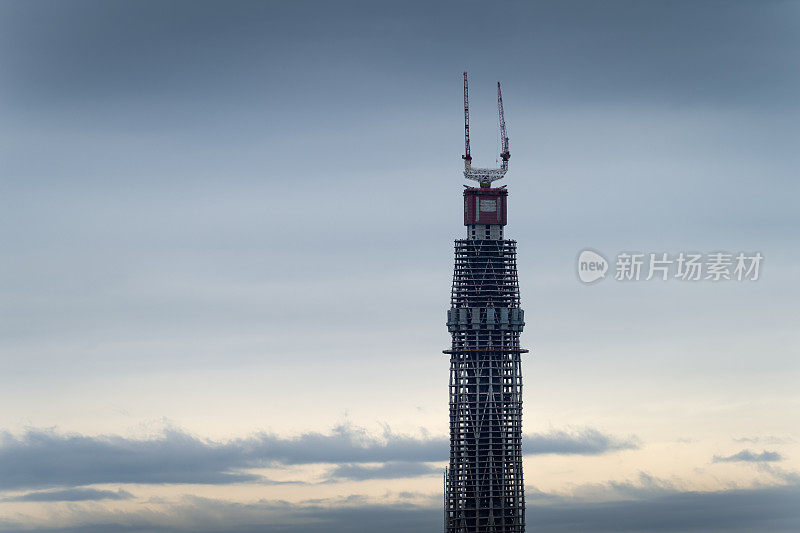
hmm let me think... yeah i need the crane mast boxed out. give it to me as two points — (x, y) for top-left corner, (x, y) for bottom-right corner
(498, 82), (510, 171)
(461, 72), (511, 186)
(463, 72), (472, 168)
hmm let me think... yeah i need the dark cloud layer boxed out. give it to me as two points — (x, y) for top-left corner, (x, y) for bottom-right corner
(0, 425), (636, 490)
(525, 427), (639, 455)
(713, 449), (783, 463)
(1, 0), (797, 110)
(2, 488), (132, 502)
(0, 485), (798, 533)
(528, 484), (800, 533)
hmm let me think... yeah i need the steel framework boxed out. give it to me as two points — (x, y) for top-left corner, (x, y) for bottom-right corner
(444, 236), (527, 532)
(446, 74), (524, 532)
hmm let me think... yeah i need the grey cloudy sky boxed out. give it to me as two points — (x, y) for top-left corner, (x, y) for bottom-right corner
(0, 1), (798, 531)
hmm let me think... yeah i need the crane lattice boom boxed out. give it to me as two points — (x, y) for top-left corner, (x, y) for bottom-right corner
(498, 82), (510, 171)
(462, 72), (472, 167)
(460, 72), (511, 186)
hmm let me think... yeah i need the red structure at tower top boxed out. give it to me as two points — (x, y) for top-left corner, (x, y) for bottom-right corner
(463, 187), (508, 226)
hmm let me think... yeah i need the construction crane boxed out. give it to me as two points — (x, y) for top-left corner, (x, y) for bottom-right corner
(498, 81), (510, 171)
(462, 72), (510, 187)
(462, 72), (472, 168)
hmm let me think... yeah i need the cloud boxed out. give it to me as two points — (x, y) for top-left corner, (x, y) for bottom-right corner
(2, 488), (133, 502)
(733, 436), (794, 445)
(568, 472), (679, 501)
(0, 426), (261, 489)
(1, 0), (798, 111)
(238, 424), (446, 465)
(525, 427), (640, 455)
(526, 484), (800, 533)
(712, 449), (783, 463)
(324, 461), (440, 481)
(0, 484), (799, 533)
(757, 464), (800, 485)
(0, 424), (637, 490)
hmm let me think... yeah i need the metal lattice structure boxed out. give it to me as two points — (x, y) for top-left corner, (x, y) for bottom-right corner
(444, 187), (527, 533)
(445, 74), (525, 532)
(461, 72), (511, 186)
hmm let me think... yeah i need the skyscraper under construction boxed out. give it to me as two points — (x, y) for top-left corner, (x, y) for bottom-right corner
(444, 73), (527, 532)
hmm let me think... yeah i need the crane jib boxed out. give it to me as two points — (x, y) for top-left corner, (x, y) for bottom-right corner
(461, 72), (511, 184)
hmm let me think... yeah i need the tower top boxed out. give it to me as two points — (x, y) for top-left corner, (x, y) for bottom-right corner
(463, 187), (508, 226)
(461, 72), (511, 187)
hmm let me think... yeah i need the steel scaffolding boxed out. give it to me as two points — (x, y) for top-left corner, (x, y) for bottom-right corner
(445, 238), (527, 533)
